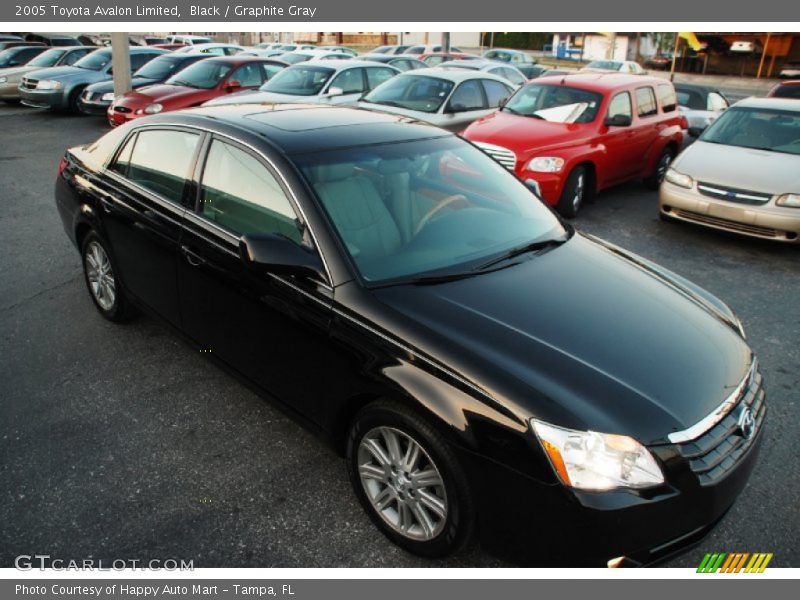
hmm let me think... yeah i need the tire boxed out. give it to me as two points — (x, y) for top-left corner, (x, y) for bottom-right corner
(81, 231), (135, 322)
(644, 147), (674, 190)
(556, 165), (587, 218)
(67, 87), (86, 114)
(1, 98), (21, 104)
(346, 400), (474, 557)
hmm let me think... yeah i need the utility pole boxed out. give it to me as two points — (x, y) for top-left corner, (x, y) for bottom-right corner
(669, 32), (680, 82)
(757, 32), (771, 79)
(110, 32), (131, 98)
(442, 32), (451, 53)
(607, 32), (617, 60)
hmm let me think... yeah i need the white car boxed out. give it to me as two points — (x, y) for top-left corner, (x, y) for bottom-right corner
(439, 59), (528, 87)
(277, 49), (353, 64)
(167, 35), (212, 46)
(203, 60), (400, 107)
(175, 43), (245, 56)
(404, 44), (464, 55)
(674, 83), (730, 137)
(582, 60), (646, 75)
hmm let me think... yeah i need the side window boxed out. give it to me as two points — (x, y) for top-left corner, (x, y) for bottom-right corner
(330, 68), (365, 94)
(62, 49), (88, 65)
(130, 53), (153, 71)
(424, 56), (444, 67)
(656, 84), (677, 112)
(230, 63), (264, 87)
(116, 129), (200, 203)
(448, 80), (485, 112)
(607, 92), (632, 120)
(260, 63), (284, 81)
(110, 133), (137, 177)
(635, 86), (658, 117)
(366, 67), (396, 89)
(481, 79), (512, 107)
(499, 67), (525, 86)
(707, 92), (729, 112)
(200, 140), (303, 242)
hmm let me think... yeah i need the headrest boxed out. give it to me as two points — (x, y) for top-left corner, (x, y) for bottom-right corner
(310, 162), (354, 183)
(377, 158), (412, 175)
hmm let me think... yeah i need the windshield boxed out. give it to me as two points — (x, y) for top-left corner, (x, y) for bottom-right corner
(279, 52), (313, 64)
(294, 136), (566, 284)
(503, 83), (602, 123)
(700, 106), (800, 155)
(165, 60), (233, 89)
(363, 75), (454, 114)
(75, 50), (111, 71)
(586, 60), (622, 70)
(134, 55), (188, 80)
(26, 48), (66, 68)
(260, 66), (334, 95)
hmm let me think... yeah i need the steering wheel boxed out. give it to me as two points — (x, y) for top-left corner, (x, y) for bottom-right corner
(414, 194), (469, 236)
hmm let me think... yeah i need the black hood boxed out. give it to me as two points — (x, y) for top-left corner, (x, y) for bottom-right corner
(370, 234), (751, 445)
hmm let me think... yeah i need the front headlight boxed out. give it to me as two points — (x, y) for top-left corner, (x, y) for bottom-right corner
(531, 419), (664, 491)
(101, 92), (115, 102)
(664, 168), (693, 189)
(776, 193), (800, 208)
(526, 156), (565, 173)
(143, 103), (163, 114)
(36, 80), (62, 90)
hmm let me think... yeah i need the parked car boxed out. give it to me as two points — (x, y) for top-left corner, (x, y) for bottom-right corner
(19, 47), (167, 112)
(318, 45), (358, 56)
(0, 34), (22, 42)
(358, 54), (427, 71)
(174, 43), (245, 56)
(418, 52), (478, 67)
(371, 44), (412, 55)
(358, 68), (514, 133)
(79, 53), (210, 115)
(0, 45), (49, 70)
(778, 60), (800, 79)
(440, 59), (528, 87)
(204, 60), (399, 108)
(277, 49), (352, 64)
(107, 57), (287, 126)
(462, 74), (684, 216)
(659, 97), (800, 243)
(582, 60), (647, 75)
(130, 36), (168, 46)
(0, 46), (94, 103)
(55, 104), (763, 566)
(405, 44), (464, 55)
(166, 35), (212, 46)
(275, 44), (318, 52)
(25, 33), (82, 47)
(481, 48), (542, 78)
(767, 80), (800, 99)
(674, 83), (730, 137)
(151, 43), (189, 51)
(645, 54), (673, 70)
(240, 49), (288, 58)
(0, 41), (44, 52)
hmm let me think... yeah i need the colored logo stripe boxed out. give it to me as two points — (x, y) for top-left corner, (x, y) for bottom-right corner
(697, 553), (773, 573)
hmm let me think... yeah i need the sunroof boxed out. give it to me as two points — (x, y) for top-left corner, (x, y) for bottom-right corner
(244, 106), (397, 132)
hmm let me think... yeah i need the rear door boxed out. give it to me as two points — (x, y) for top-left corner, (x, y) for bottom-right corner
(101, 126), (202, 323)
(600, 91), (639, 183)
(630, 85), (661, 175)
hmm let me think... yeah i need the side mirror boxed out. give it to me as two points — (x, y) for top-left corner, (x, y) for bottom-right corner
(239, 233), (325, 280)
(225, 80), (241, 92)
(498, 97), (508, 108)
(326, 86), (344, 97)
(447, 103), (468, 114)
(604, 114), (632, 127)
(688, 126), (704, 138)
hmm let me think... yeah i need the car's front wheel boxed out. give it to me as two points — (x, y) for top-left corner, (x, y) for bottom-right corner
(81, 231), (135, 322)
(556, 165), (587, 218)
(644, 147), (674, 190)
(346, 401), (474, 557)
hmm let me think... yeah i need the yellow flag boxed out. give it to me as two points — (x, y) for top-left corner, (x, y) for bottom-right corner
(679, 32), (705, 52)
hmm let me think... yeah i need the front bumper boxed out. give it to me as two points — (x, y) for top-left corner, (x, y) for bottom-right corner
(19, 87), (68, 110)
(107, 104), (142, 127)
(78, 92), (112, 115)
(515, 169), (564, 206)
(660, 181), (800, 243)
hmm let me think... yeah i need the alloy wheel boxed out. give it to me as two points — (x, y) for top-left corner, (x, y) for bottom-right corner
(572, 173), (585, 211)
(357, 426), (448, 541)
(85, 241), (116, 311)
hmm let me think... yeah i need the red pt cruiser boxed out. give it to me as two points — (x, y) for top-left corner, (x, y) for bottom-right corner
(463, 74), (685, 216)
(107, 56), (287, 127)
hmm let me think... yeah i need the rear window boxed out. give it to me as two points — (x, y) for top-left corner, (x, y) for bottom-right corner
(656, 84), (677, 112)
(773, 84), (800, 99)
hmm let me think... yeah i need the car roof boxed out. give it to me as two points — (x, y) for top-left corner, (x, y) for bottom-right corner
(734, 96), (800, 111)
(143, 104), (450, 154)
(291, 59), (393, 70)
(673, 82), (718, 93)
(193, 55), (274, 65)
(534, 72), (668, 91)
(444, 59), (514, 69)
(397, 67), (510, 83)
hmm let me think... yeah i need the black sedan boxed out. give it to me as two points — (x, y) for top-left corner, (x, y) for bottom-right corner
(78, 53), (210, 114)
(55, 105), (765, 566)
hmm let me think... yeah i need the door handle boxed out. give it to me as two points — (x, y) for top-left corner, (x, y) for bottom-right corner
(180, 245), (206, 267)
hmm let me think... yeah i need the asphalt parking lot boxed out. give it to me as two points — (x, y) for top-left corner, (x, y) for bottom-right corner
(0, 104), (798, 568)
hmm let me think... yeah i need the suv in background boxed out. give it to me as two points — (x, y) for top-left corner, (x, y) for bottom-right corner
(463, 73), (685, 216)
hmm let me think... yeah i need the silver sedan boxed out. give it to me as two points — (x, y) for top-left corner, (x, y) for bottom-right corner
(356, 68), (514, 132)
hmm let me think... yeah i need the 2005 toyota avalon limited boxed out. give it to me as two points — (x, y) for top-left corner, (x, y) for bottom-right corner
(55, 105), (765, 566)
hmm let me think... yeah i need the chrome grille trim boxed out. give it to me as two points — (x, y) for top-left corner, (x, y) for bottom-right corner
(697, 182), (772, 205)
(668, 360), (756, 444)
(473, 141), (517, 171)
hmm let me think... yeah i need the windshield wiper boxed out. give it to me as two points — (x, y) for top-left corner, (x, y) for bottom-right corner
(373, 100), (407, 108)
(475, 237), (567, 271)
